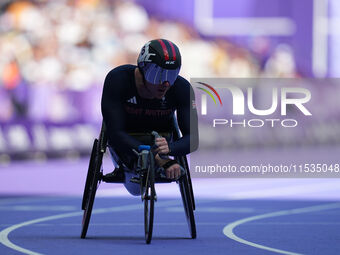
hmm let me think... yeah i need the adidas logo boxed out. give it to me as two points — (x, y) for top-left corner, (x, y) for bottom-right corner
(127, 96), (137, 104)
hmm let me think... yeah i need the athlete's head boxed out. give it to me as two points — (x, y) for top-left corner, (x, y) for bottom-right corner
(137, 39), (181, 86)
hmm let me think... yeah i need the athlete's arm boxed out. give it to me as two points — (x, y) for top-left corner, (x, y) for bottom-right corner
(168, 78), (199, 156)
(101, 69), (142, 156)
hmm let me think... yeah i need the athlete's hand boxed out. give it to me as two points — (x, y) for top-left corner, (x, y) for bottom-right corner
(154, 155), (181, 179)
(165, 163), (181, 179)
(155, 137), (170, 155)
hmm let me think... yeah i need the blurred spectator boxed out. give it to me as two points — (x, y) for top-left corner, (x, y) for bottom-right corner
(2, 0), (337, 153)
(263, 44), (297, 78)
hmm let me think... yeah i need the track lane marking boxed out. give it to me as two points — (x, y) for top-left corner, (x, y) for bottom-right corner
(0, 200), (181, 255)
(0, 205), (77, 211)
(223, 202), (340, 255)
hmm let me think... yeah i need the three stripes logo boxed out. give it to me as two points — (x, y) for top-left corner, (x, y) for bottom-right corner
(196, 82), (222, 115)
(127, 96), (137, 104)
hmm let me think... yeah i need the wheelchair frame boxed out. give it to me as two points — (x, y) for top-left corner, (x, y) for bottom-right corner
(80, 121), (196, 244)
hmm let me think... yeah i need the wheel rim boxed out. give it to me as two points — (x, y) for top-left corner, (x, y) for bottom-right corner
(144, 154), (155, 244)
(82, 139), (98, 210)
(179, 177), (196, 239)
(81, 151), (102, 239)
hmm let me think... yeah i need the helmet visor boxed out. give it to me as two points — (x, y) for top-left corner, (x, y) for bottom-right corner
(143, 63), (180, 86)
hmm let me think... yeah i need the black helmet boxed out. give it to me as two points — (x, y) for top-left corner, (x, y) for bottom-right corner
(137, 39), (181, 85)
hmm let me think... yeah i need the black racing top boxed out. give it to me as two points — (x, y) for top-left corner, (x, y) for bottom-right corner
(101, 64), (199, 157)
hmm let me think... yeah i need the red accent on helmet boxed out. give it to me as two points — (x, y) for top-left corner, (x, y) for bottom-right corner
(168, 41), (177, 61)
(158, 39), (169, 61)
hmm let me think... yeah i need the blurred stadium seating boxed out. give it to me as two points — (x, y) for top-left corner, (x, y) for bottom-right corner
(0, 0), (338, 162)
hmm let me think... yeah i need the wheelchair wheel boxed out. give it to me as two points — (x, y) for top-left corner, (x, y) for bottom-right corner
(179, 156), (195, 211)
(143, 152), (156, 244)
(81, 139), (102, 239)
(82, 139), (98, 210)
(179, 172), (196, 239)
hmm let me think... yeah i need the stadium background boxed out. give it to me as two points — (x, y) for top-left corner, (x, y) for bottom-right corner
(1, 0), (339, 162)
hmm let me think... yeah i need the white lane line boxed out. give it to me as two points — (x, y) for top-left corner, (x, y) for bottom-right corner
(0, 205), (77, 211)
(223, 202), (340, 255)
(0, 222), (230, 227)
(0, 200), (181, 255)
(166, 206), (254, 213)
(3, 221), (340, 228)
(0, 197), (71, 206)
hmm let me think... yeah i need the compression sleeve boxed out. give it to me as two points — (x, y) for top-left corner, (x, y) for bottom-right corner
(168, 79), (199, 156)
(101, 69), (142, 156)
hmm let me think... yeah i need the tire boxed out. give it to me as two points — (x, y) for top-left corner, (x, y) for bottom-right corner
(179, 174), (196, 239)
(182, 157), (195, 211)
(81, 139), (102, 239)
(82, 139), (98, 210)
(144, 153), (155, 244)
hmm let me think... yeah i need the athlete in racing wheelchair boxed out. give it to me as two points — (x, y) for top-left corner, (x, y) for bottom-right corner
(81, 39), (199, 243)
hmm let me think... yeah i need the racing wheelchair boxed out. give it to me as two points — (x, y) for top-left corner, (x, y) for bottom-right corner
(80, 120), (196, 244)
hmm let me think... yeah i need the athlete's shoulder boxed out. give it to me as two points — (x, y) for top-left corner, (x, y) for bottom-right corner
(174, 75), (191, 86)
(166, 75), (194, 107)
(170, 75), (192, 93)
(106, 64), (136, 80)
(103, 64), (136, 98)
